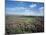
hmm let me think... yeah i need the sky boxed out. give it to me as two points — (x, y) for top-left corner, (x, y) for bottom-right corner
(5, 0), (44, 16)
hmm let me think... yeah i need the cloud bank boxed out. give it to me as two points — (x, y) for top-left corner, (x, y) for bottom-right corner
(6, 1), (44, 16)
(6, 6), (44, 16)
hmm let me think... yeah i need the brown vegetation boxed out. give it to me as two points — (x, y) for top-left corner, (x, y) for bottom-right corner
(5, 16), (44, 34)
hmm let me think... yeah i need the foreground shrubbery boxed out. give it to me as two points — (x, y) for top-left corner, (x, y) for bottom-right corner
(5, 16), (44, 34)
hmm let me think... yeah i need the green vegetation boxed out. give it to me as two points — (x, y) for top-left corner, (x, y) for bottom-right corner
(5, 16), (44, 34)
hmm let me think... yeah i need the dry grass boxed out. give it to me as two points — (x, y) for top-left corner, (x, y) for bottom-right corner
(5, 16), (44, 34)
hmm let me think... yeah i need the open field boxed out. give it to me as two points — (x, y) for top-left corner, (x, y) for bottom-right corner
(5, 16), (44, 34)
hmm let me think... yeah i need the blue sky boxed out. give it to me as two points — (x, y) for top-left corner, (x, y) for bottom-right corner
(6, 0), (44, 16)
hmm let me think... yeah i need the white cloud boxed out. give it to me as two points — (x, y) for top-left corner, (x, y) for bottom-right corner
(6, 11), (16, 15)
(29, 4), (37, 8)
(39, 7), (44, 16)
(6, 8), (15, 11)
(6, 8), (16, 15)
(39, 7), (44, 10)
(6, 6), (44, 16)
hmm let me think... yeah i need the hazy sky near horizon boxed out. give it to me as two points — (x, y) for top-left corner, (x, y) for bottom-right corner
(5, 0), (44, 16)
